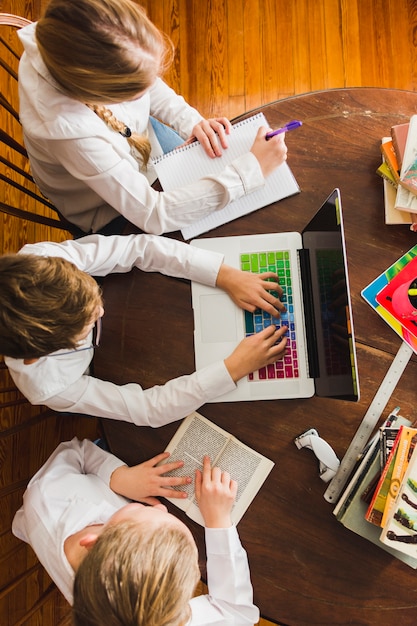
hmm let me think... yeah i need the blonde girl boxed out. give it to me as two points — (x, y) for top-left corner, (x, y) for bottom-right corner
(18, 0), (287, 235)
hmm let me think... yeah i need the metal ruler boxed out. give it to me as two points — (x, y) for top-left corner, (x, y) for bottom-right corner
(324, 341), (414, 503)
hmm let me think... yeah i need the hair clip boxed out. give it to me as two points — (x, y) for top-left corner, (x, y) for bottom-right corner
(120, 126), (132, 138)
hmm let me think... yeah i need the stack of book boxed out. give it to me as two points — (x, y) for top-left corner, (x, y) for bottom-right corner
(335, 250), (417, 566)
(334, 409), (417, 568)
(378, 115), (417, 230)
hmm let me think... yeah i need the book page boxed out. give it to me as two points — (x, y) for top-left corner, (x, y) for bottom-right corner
(216, 436), (274, 524)
(151, 113), (300, 239)
(158, 411), (274, 526)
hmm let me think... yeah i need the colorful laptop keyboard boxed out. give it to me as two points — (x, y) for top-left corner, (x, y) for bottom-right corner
(240, 250), (299, 381)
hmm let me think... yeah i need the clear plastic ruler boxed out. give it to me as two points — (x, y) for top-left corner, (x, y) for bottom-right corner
(324, 341), (414, 503)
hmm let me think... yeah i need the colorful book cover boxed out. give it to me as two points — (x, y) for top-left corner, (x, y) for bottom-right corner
(380, 446), (417, 558)
(391, 122), (409, 169)
(377, 161), (397, 188)
(379, 138), (412, 225)
(375, 256), (417, 342)
(361, 245), (417, 353)
(380, 425), (402, 468)
(381, 427), (417, 528)
(399, 115), (417, 196)
(395, 115), (417, 214)
(380, 139), (400, 184)
(336, 438), (417, 568)
(365, 428), (402, 526)
(400, 159), (417, 196)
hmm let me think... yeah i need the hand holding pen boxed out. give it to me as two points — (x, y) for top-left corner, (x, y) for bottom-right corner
(250, 126), (288, 177)
(265, 119), (302, 140)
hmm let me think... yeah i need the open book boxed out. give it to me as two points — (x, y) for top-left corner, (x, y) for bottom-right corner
(157, 411), (274, 525)
(151, 112), (300, 239)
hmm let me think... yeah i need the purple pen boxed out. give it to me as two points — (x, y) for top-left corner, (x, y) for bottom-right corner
(265, 119), (302, 140)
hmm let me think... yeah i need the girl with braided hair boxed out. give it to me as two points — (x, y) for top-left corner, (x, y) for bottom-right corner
(18, 0), (287, 236)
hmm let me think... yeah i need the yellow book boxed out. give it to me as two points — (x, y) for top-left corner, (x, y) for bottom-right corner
(381, 427), (417, 527)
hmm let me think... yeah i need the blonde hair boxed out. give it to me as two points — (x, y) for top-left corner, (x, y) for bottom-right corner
(72, 520), (201, 626)
(0, 254), (102, 358)
(87, 103), (152, 167)
(36, 0), (175, 166)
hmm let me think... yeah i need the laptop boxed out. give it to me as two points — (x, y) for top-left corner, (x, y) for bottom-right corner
(191, 188), (360, 402)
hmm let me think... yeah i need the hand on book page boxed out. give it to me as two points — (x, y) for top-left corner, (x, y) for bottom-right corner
(194, 455), (237, 528)
(157, 411), (274, 526)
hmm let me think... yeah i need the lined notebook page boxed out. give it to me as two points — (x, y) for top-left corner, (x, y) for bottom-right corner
(151, 112), (300, 239)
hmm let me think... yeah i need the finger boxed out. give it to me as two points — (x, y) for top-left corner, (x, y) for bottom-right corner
(202, 455), (212, 479)
(255, 291), (286, 316)
(211, 465), (222, 482)
(205, 128), (221, 156)
(161, 475), (192, 487)
(144, 451), (170, 466)
(272, 326), (289, 344)
(197, 131), (217, 158)
(230, 478), (238, 497)
(161, 487), (189, 499)
(259, 271), (282, 289)
(156, 459), (185, 474)
(216, 117), (232, 134)
(269, 332), (288, 358)
(256, 125), (269, 140)
(258, 324), (278, 339)
(213, 122), (229, 149)
(195, 468), (202, 500)
(220, 469), (231, 484)
(262, 279), (284, 298)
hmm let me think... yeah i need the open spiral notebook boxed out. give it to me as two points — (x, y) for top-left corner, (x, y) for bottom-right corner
(151, 112), (300, 239)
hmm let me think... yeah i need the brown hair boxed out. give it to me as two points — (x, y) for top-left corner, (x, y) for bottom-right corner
(36, 0), (175, 166)
(0, 254), (102, 358)
(72, 520), (201, 626)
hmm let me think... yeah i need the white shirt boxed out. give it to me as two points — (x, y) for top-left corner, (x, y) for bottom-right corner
(5, 235), (236, 425)
(18, 23), (265, 234)
(12, 438), (260, 626)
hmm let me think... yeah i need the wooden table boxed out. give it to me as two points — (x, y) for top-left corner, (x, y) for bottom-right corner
(95, 89), (417, 626)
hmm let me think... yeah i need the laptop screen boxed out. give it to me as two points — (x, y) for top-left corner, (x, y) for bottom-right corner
(300, 189), (360, 401)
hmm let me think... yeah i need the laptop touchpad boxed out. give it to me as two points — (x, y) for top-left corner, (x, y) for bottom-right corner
(199, 294), (238, 343)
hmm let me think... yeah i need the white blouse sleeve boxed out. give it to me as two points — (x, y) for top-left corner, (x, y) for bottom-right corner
(19, 233), (223, 285)
(46, 134), (264, 235)
(148, 78), (204, 138)
(43, 361), (236, 426)
(188, 526), (260, 625)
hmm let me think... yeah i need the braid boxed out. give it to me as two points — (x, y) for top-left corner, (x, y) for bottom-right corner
(88, 104), (152, 167)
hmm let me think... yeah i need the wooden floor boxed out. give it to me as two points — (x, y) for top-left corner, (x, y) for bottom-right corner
(1, 0), (417, 624)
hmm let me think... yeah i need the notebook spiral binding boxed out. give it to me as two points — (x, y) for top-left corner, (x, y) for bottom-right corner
(151, 112), (264, 165)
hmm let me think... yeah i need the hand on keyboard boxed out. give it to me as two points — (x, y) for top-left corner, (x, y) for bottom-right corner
(224, 325), (288, 383)
(216, 264), (286, 317)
